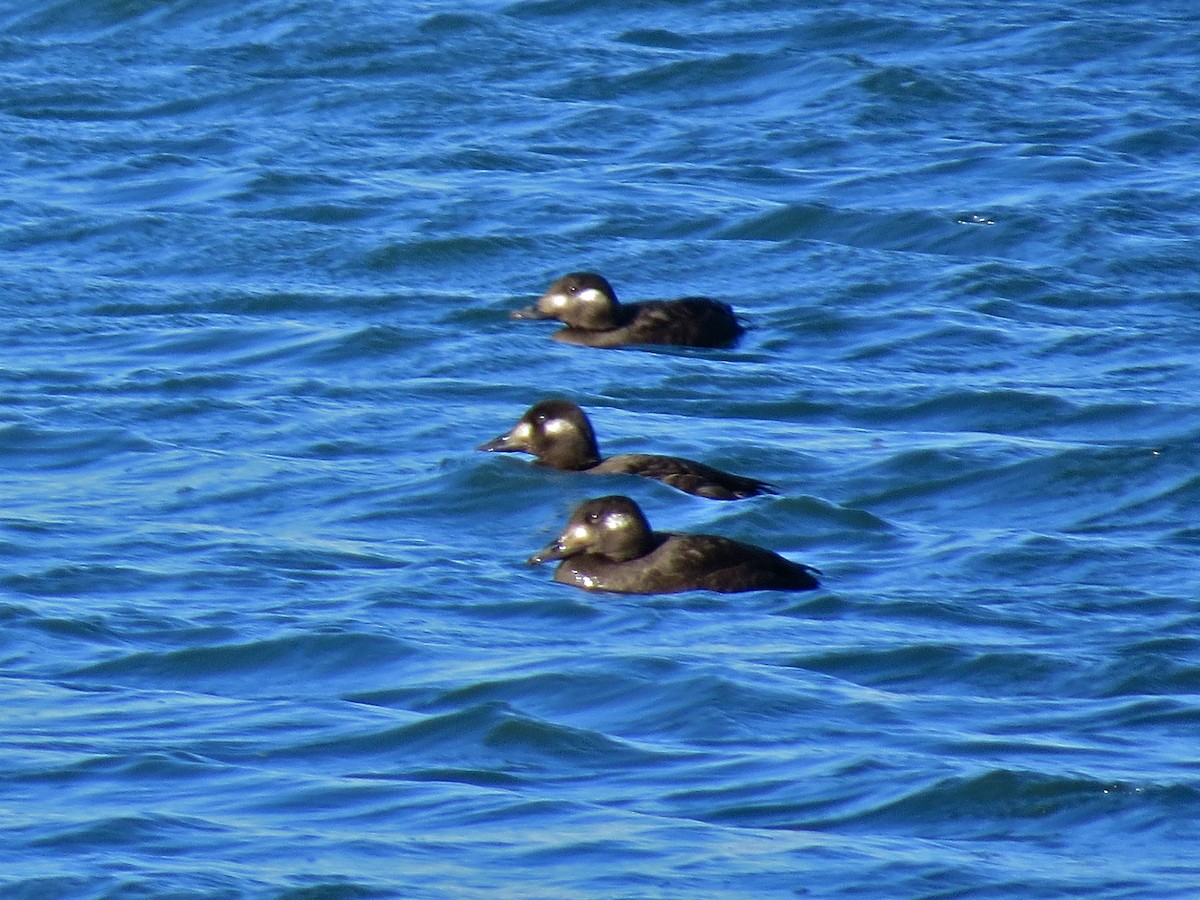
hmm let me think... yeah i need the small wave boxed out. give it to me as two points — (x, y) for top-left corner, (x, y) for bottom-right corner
(68, 631), (417, 694)
(809, 768), (1200, 837)
(271, 700), (673, 779)
(29, 811), (222, 850)
(857, 64), (966, 104)
(855, 388), (1077, 434)
(787, 644), (1074, 698)
(0, 423), (155, 472)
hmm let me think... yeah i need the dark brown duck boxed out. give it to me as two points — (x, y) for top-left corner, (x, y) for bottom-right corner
(510, 272), (744, 349)
(477, 399), (777, 501)
(527, 495), (820, 594)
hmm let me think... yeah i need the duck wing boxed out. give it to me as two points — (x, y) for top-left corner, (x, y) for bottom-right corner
(594, 453), (778, 500)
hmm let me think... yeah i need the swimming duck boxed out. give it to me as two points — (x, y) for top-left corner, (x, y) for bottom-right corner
(477, 399), (778, 500)
(510, 272), (743, 348)
(527, 495), (820, 594)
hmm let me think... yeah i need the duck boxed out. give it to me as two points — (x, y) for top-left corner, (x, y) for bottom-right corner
(527, 495), (820, 594)
(510, 272), (743, 348)
(477, 399), (778, 500)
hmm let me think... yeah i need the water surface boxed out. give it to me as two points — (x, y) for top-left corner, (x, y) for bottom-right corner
(2, 1), (1198, 897)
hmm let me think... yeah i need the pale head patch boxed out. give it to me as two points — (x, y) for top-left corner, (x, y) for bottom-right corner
(603, 511), (633, 531)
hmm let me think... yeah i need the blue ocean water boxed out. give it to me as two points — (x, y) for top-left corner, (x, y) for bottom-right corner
(2, 0), (1198, 896)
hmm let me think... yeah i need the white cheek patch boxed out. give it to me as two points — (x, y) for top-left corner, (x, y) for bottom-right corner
(577, 287), (603, 304)
(570, 524), (591, 541)
(544, 418), (568, 435)
(512, 422), (533, 440)
(548, 292), (569, 310)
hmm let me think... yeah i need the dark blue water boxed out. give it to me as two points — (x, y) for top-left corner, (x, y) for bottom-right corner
(2, 1), (1198, 897)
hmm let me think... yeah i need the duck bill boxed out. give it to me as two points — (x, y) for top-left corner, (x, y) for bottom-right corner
(509, 303), (552, 320)
(526, 528), (585, 566)
(526, 540), (566, 566)
(477, 418), (534, 453)
(476, 431), (518, 452)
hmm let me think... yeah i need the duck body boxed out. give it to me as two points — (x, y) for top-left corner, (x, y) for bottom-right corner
(477, 399), (777, 501)
(527, 495), (820, 594)
(511, 272), (743, 349)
